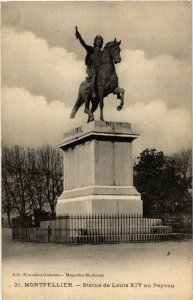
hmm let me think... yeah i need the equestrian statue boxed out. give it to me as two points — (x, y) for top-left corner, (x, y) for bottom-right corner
(70, 26), (124, 122)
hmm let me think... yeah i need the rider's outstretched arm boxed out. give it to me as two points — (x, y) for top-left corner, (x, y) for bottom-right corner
(75, 26), (91, 51)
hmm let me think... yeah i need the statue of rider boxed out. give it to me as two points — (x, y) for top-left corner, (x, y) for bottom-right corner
(75, 26), (103, 98)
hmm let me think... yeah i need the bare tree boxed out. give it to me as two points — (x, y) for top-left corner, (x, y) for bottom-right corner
(2, 148), (15, 227)
(2, 146), (30, 223)
(37, 146), (63, 216)
(25, 148), (47, 212)
(2, 145), (63, 221)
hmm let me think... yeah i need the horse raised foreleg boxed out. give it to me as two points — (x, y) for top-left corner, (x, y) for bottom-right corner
(114, 87), (124, 111)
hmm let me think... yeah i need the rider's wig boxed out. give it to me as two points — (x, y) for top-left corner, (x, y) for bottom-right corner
(93, 35), (103, 48)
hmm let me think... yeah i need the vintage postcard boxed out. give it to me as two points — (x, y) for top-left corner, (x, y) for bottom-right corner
(1, 2), (192, 300)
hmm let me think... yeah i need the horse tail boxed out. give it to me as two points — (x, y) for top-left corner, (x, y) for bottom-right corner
(70, 88), (83, 119)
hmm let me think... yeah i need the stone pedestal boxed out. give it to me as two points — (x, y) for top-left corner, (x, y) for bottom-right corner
(56, 121), (142, 215)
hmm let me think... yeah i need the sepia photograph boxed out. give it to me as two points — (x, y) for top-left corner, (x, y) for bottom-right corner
(1, 1), (192, 300)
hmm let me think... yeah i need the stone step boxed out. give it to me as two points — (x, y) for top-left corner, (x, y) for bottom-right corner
(67, 225), (172, 237)
(73, 233), (184, 243)
(27, 231), (185, 243)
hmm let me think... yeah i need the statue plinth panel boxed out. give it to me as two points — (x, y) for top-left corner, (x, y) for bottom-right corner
(56, 121), (142, 215)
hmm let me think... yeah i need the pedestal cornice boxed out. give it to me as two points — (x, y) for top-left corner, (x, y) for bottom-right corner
(58, 120), (139, 150)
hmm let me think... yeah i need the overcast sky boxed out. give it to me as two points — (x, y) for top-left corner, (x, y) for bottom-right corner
(2, 2), (192, 156)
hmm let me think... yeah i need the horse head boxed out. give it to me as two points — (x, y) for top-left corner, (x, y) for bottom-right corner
(103, 39), (122, 64)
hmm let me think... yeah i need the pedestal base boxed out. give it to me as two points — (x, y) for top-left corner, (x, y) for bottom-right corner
(56, 121), (142, 216)
(56, 193), (142, 215)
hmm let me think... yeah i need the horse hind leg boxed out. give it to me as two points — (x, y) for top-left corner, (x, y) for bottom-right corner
(70, 93), (82, 119)
(87, 99), (98, 123)
(84, 97), (94, 123)
(91, 99), (99, 114)
(87, 115), (94, 123)
(98, 87), (104, 121)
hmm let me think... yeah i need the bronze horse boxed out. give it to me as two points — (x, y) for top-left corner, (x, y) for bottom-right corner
(70, 39), (124, 122)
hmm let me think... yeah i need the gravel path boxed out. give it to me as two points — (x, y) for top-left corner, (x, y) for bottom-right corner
(2, 228), (192, 300)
